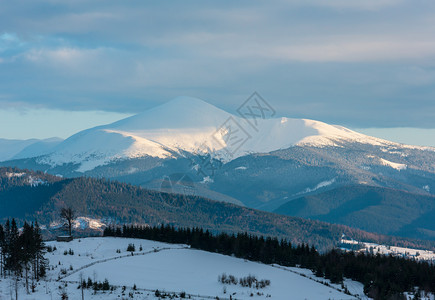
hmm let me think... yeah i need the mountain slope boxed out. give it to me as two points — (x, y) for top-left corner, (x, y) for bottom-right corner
(1, 96), (435, 215)
(274, 185), (435, 240)
(207, 141), (435, 210)
(10, 96), (431, 172)
(2, 167), (434, 252)
(60, 238), (358, 300)
(0, 137), (62, 162)
(0, 237), (363, 300)
(12, 137), (63, 159)
(0, 138), (39, 161)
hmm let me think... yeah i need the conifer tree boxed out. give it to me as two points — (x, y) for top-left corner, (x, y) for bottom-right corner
(33, 221), (47, 280)
(0, 224), (4, 277)
(20, 222), (34, 293)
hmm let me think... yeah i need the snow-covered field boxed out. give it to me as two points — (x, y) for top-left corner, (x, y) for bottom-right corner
(0, 237), (362, 299)
(47, 217), (107, 231)
(341, 238), (435, 262)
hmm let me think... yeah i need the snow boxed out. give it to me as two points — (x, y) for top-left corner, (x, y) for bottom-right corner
(27, 175), (47, 187)
(73, 217), (106, 230)
(12, 137), (63, 160)
(0, 237), (360, 299)
(67, 248), (355, 299)
(5, 172), (26, 178)
(0, 138), (39, 162)
(201, 176), (213, 183)
(33, 96), (435, 172)
(3, 172), (47, 186)
(0, 137), (62, 162)
(46, 237), (187, 273)
(48, 217), (106, 231)
(379, 158), (407, 170)
(275, 266), (366, 300)
(297, 178), (336, 195)
(38, 128), (172, 173)
(341, 239), (435, 262)
(62, 238), (355, 300)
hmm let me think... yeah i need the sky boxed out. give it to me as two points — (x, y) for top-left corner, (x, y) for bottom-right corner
(0, 0), (435, 146)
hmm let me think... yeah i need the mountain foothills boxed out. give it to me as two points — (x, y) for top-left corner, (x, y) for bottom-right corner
(275, 185), (435, 241)
(1, 166), (435, 253)
(1, 96), (435, 241)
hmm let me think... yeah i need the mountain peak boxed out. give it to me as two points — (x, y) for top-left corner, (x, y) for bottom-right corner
(10, 95), (434, 174)
(111, 96), (231, 131)
(150, 96), (228, 117)
(164, 96), (212, 107)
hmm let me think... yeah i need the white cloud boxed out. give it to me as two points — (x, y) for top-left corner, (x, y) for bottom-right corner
(23, 47), (118, 76)
(153, 31), (435, 62)
(301, 0), (404, 11)
(0, 33), (18, 42)
(266, 39), (435, 62)
(0, 32), (24, 52)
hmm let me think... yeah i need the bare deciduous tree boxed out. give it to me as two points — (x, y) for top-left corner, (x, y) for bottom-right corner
(60, 207), (75, 237)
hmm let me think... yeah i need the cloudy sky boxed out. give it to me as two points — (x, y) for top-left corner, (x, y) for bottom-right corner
(1, 0), (435, 145)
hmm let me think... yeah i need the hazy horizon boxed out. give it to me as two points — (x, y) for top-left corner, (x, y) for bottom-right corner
(1, 99), (435, 147)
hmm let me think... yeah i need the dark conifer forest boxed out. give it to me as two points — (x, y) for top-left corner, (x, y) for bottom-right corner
(0, 219), (47, 294)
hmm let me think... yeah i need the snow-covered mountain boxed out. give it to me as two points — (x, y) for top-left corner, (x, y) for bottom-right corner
(0, 138), (38, 162)
(0, 137), (63, 162)
(14, 96), (430, 172)
(2, 96), (435, 215)
(13, 137), (63, 159)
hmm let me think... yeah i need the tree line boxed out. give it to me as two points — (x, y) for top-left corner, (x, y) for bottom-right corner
(104, 224), (435, 300)
(0, 219), (47, 297)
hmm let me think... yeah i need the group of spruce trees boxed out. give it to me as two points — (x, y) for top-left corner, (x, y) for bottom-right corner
(0, 219), (47, 294)
(104, 224), (435, 300)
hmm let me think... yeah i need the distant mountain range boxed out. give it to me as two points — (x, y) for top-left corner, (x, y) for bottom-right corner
(1, 97), (435, 241)
(0, 137), (62, 161)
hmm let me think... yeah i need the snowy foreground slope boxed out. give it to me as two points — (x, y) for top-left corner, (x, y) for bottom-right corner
(0, 237), (363, 300)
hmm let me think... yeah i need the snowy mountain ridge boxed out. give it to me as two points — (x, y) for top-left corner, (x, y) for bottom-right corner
(29, 96), (432, 172)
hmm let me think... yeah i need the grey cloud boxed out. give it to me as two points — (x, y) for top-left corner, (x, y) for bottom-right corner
(0, 0), (434, 128)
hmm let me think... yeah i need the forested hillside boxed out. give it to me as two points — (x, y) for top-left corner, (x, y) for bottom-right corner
(1, 167), (435, 252)
(275, 185), (435, 240)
